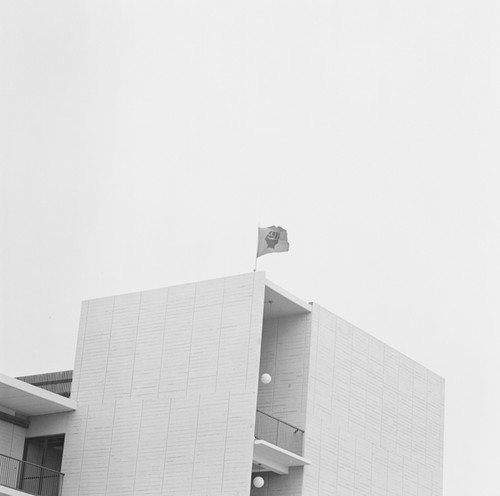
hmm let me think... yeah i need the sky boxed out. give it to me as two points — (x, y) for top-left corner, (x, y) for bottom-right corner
(1, 1), (499, 494)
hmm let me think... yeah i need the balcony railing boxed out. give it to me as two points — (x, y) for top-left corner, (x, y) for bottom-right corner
(255, 409), (304, 456)
(0, 453), (64, 496)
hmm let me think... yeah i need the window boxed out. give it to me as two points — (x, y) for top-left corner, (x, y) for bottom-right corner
(21, 435), (64, 496)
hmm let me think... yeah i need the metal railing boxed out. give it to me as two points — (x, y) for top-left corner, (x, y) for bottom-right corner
(0, 453), (64, 496)
(255, 409), (304, 456)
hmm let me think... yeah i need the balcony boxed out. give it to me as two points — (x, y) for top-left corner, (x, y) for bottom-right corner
(255, 409), (304, 455)
(0, 454), (64, 496)
(0, 373), (76, 417)
(253, 410), (311, 475)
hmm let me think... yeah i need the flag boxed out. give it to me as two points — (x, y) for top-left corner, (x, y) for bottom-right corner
(257, 226), (290, 258)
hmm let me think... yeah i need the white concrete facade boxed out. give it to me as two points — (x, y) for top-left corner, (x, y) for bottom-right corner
(63, 272), (266, 496)
(301, 305), (444, 496)
(0, 272), (444, 496)
(0, 420), (24, 461)
(250, 301), (444, 496)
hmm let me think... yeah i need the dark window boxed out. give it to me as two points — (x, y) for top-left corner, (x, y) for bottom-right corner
(21, 435), (64, 496)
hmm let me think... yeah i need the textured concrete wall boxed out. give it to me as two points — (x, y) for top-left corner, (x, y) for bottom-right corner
(62, 272), (266, 496)
(250, 466), (304, 496)
(0, 419), (25, 459)
(26, 413), (69, 439)
(252, 313), (311, 496)
(302, 304), (445, 496)
(0, 418), (25, 495)
(257, 313), (311, 429)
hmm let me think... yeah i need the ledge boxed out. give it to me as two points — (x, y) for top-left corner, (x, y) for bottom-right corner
(252, 439), (312, 475)
(0, 373), (76, 417)
(0, 485), (31, 496)
(264, 279), (312, 320)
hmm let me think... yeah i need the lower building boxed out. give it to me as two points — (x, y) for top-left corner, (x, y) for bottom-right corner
(0, 272), (445, 495)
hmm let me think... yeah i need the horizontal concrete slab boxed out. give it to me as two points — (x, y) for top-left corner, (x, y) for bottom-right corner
(0, 484), (30, 496)
(0, 373), (76, 417)
(253, 439), (312, 475)
(264, 279), (312, 320)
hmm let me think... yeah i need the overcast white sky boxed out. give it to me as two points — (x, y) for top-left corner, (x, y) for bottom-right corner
(1, 1), (499, 494)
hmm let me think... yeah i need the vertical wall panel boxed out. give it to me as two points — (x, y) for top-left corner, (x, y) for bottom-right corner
(78, 403), (115, 496)
(132, 397), (170, 496)
(59, 407), (89, 496)
(106, 399), (142, 495)
(103, 293), (142, 402)
(0, 419), (25, 459)
(158, 282), (196, 397)
(73, 297), (114, 404)
(257, 314), (310, 429)
(302, 304), (445, 496)
(190, 394), (230, 495)
(131, 288), (168, 398)
(62, 272), (266, 496)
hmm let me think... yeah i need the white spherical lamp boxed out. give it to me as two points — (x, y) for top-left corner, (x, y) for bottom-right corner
(253, 476), (265, 488)
(260, 373), (272, 385)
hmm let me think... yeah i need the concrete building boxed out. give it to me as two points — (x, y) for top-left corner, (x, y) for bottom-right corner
(0, 272), (445, 496)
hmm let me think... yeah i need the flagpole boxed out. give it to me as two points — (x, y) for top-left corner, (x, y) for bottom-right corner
(254, 224), (260, 272)
(254, 194), (262, 272)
